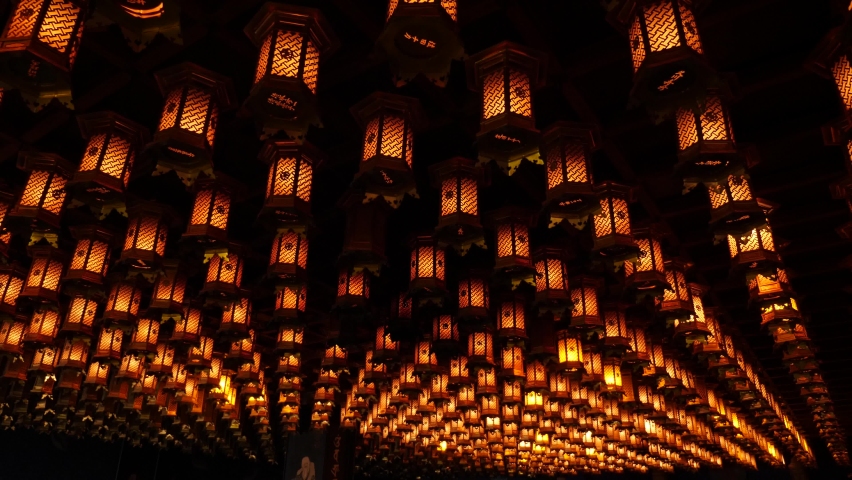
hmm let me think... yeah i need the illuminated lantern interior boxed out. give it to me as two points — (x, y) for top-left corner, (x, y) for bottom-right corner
(726, 224), (778, 267)
(57, 337), (88, 370)
(65, 225), (112, 285)
(169, 306), (202, 343)
(432, 314), (459, 344)
(493, 210), (533, 271)
(185, 178), (232, 241)
(276, 326), (304, 353)
(569, 277), (602, 329)
(24, 308), (59, 344)
(148, 342), (175, 374)
(93, 327), (123, 361)
(274, 285), (307, 319)
(103, 281), (143, 326)
(457, 276), (489, 318)
(0, 268), (25, 315)
(497, 298), (526, 339)
(409, 236), (445, 293)
(467, 328), (494, 368)
(592, 182), (635, 257)
(149, 261), (186, 314)
(269, 229), (308, 279)
(10, 153), (72, 228)
(22, 246), (65, 302)
(533, 249), (569, 302)
(620, 0), (703, 77)
(60, 295), (96, 337)
(203, 251), (244, 294)
(260, 140), (319, 221)
(219, 297), (251, 336)
(660, 260), (693, 314)
(121, 205), (168, 265)
(500, 345), (525, 379)
(623, 227), (666, 290)
(336, 268), (370, 305)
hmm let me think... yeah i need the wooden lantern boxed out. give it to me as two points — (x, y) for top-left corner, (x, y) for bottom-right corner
(533, 248), (570, 307)
(703, 169), (772, 233)
(9, 152), (73, 230)
(219, 297), (251, 338)
(273, 284), (307, 321)
(414, 339), (439, 375)
(21, 245), (64, 303)
(146, 62), (237, 185)
(448, 355), (470, 387)
(148, 342), (175, 374)
(540, 122), (600, 228)
(0, 192), (13, 256)
(726, 224), (780, 269)
(275, 325), (303, 353)
(592, 182), (638, 263)
(555, 330), (584, 372)
(23, 307), (59, 345)
(93, 326), (123, 362)
(467, 327), (495, 369)
(350, 92), (422, 206)
(0, 265), (25, 316)
(120, 203), (170, 268)
(475, 366), (498, 397)
(431, 314), (460, 354)
(660, 260), (693, 317)
(569, 276), (602, 330)
(466, 41), (547, 174)
(268, 228), (309, 282)
(335, 268), (370, 308)
(746, 267), (793, 304)
(148, 260), (186, 317)
(244, 3), (338, 139)
(116, 353), (144, 380)
(57, 337), (88, 370)
(186, 336), (215, 371)
(408, 235), (446, 296)
(673, 283), (711, 341)
(602, 304), (630, 353)
(373, 325), (399, 364)
(499, 345), (525, 380)
(457, 275), (490, 321)
(69, 112), (149, 210)
(623, 226), (668, 293)
(168, 306), (202, 344)
(376, 0), (463, 87)
(491, 207), (534, 278)
(497, 297), (527, 340)
(64, 225), (112, 288)
(259, 140), (322, 224)
(228, 330), (255, 369)
(202, 249), (244, 298)
(624, 326), (650, 365)
(0, 0), (87, 110)
(674, 94), (739, 178)
(102, 281), (142, 327)
(60, 295), (96, 337)
(87, 0), (182, 53)
(183, 175), (237, 243)
(429, 157), (485, 254)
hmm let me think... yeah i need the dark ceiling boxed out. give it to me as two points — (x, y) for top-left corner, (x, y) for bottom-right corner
(0, 0), (850, 474)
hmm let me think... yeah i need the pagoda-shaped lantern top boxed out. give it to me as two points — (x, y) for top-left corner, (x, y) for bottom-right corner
(429, 157), (485, 255)
(541, 122), (600, 229)
(350, 92), (422, 207)
(0, 0), (88, 111)
(592, 182), (638, 265)
(466, 41), (547, 175)
(146, 62), (237, 185)
(69, 111), (149, 212)
(259, 139), (323, 225)
(9, 152), (74, 230)
(244, 2), (338, 140)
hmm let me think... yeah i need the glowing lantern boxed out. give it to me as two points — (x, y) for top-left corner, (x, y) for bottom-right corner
(592, 182), (637, 263)
(268, 229), (309, 282)
(274, 285), (307, 321)
(60, 295), (96, 337)
(102, 281), (142, 327)
(64, 225), (112, 288)
(244, 3), (338, 139)
(23, 308), (59, 345)
(550, 372), (571, 402)
(277, 353), (301, 377)
(500, 345), (525, 379)
(414, 339), (439, 374)
(569, 277), (603, 330)
(476, 367), (498, 397)
(540, 122), (600, 228)
(725, 224), (779, 269)
(408, 236), (446, 296)
(0, 266), (24, 316)
(322, 344), (348, 372)
(219, 297), (251, 337)
(69, 112), (148, 210)
(673, 284), (711, 342)
(148, 342), (174, 374)
(399, 362), (421, 394)
(85, 361), (110, 387)
(497, 297), (527, 340)
(351, 92), (422, 206)
(602, 361), (624, 397)
(0, 0), (87, 110)
(276, 326), (303, 353)
(259, 139), (322, 224)
(374, 325), (399, 364)
(624, 327), (650, 365)
(457, 275), (490, 320)
(607, 0), (710, 115)
(21, 245), (64, 302)
(120, 203), (169, 267)
(660, 260), (693, 314)
(673, 92), (740, 177)
(335, 268), (370, 307)
(187, 336), (215, 371)
(491, 208), (534, 279)
(57, 337), (88, 369)
(429, 157), (484, 254)
(525, 360), (548, 391)
(466, 41), (546, 174)
(30, 345), (57, 374)
(431, 314), (460, 354)
(148, 260), (186, 317)
(228, 330), (255, 368)
(0, 319), (25, 354)
(448, 355), (470, 386)
(183, 176), (237, 243)
(467, 327), (494, 369)
(0, 193), (13, 256)
(533, 248), (570, 307)
(93, 327), (123, 362)
(623, 226), (668, 295)
(555, 330), (584, 372)
(602, 304), (630, 354)
(9, 152), (72, 229)
(702, 170), (771, 233)
(116, 353), (144, 380)
(146, 62), (237, 185)
(169, 306), (202, 344)
(202, 249), (244, 298)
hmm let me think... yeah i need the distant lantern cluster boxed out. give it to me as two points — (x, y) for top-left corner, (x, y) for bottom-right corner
(0, 0), (837, 476)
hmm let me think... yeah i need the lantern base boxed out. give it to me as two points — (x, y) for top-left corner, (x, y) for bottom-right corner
(245, 78), (322, 142)
(709, 199), (774, 235)
(144, 129), (214, 186)
(476, 120), (542, 175)
(630, 48), (718, 122)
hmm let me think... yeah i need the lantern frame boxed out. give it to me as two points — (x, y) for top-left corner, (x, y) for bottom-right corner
(9, 152), (73, 230)
(725, 223), (780, 269)
(183, 174), (242, 243)
(258, 139), (323, 224)
(489, 207), (535, 276)
(63, 225), (113, 289)
(568, 276), (603, 331)
(591, 182), (638, 262)
(0, 265), (25, 316)
(704, 169), (773, 234)
(408, 235), (446, 296)
(21, 245), (65, 303)
(273, 284), (308, 322)
(120, 202), (172, 267)
(541, 121), (601, 228)
(147, 260), (187, 317)
(429, 157), (486, 254)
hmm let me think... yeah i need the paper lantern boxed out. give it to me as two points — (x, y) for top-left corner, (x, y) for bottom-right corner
(148, 260), (186, 317)
(376, 0), (462, 87)
(23, 307), (58, 344)
(467, 327), (494, 369)
(57, 337), (88, 369)
(746, 267), (792, 303)
(497, 297), (526, 340)
(21, 245), (64, 302)
(244, 3), (338, 139)
(146, 62), (237, 185)
(592, 182), (637, 263)
(120, 203), (169, 268)
(219, 297), (251, 337)
(60, 295), (96, 337)
(93, 327), (123, 362)
(607, 0), (711, 115)
(69, 112), (148, 210)
(183, 176), (236, 243)
(273, 285), (307, 321)
(466, 41), (546, 174)
(533, 248), (570, 307)
(259, 140), (322, 224)
(350, 92), (422, 206)
(429, 157), (484, 254)
(0, 319), (25, 354)
(457, 275), (490, 320)
(0, 265), (25, 316)
(491, 208), (534, 277)
(102, 281), (142, 327)
(203, 249), (245, 299)
(275, 326), (303, 353)
(540, 122), (601, 228)
(335, 268), (370, 307)
(63, 225), (112, 288)
(569, 277), (603, 330)
(556, 330), (584, 372)
(9, 152), (73, 229)
(0, 0), (87, 110)
(726, 224), (779, 269)
(408, 236), (446, 296)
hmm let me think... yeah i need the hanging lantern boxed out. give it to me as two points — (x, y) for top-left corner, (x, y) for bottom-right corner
(725, 223), (779, 269)
(93, 327), (123, 362)
(550, 372), (571, 402)
(68, 112), (149, 211)
(373, 325), (399, 364)
(219, 297), (251, 338)
(602, 304), (630, 356)
(623, 226), (668, 295)
(350, 92), (422, 207)
(525, 360), (548, 392)
(273, 284), (307, 322)
(448, 355), (470, 387)
(0, 0), (87, 110)
(602, 361), (624, 398)
(187, 336), (215, 371)
(268, 228), (309, 283)
(146, 62), (237, 185)
(229, 330), (256, 368)
(183, 175), (238, 244)
(500, 346), (525, 380)
(0, 319), (25, 354)
(63, 225), (112, 289)
(408, 236), (446, 298)
(0, 265), (24, 317)
(414, 339), (439, 375)
(202, 249), (244, 298)
(497, 297), (527, 340)
(476, 367), (498, 397)
(606, 0), (712, 117)
(148, 260), (186, 318)
(169, 306), (202, 344)
(466, 41), (547, 174)
(457, 275), (490, 320)
(702, 169), (771, 233)
(148, 342), (174, 374)
(0, 194), (13, 256)
(275, 325), (303, 354)
(61, 295), (97, 337)
(660, 260), (694, 315)
(102, 281), (142, 328)
(30, 345), (57, 374)
(491, 208), (535, 281)
(540, 122), (601, 228)
(556, 330), (584, 372)
(746, 266), (793, 304)
(244, 3), (338, 139)
(9, 152), (73, 230)
(467, 327), (494, 369)
(673, 92), (741, 179)
(258, 140), (322, 225)
(322, 344), (348, 372)
(87, 0), (182, 53)
(57, 337), (88, 370)
(431, 314), (460, 355)
(533, 248), (570, 309)
(673, 284), (711, 343)
(23, 308), (59, 345)
(624, 326), (650, 365)
(21, 245), (64, 303)
(84, 361), (110, 387)
(120, 203), (170, 268)
(569, 276), (603, 330)
(335, 268), (370, 308)
(592, 182), (638, 264)
(429, 157), (485, 254)
(116, 353), (144, 380)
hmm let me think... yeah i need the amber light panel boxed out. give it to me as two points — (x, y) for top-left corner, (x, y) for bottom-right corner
(23, 308), (59, 345)
(269, 229), (308, 279)
(497, 298), (527, 339)
(259, 140), (321, 221)
(184, 179), (231, 242)
(103, 282), (143, 326)
(65, 226), (112, 285)
(409, 236), (445, 292)
(149, 262), (186, 315)
(556, 330), (583, 371)
(10, 153), (73, 229)
(623, 228), (667, 291)
(148, 342), (175, 374)
(622, 0), (703, 72)
(203, 251), (244, 295)
(0, 267), (25, 316)
(0, 320), (25, 355)
(274, 285), (307, 320)
(336, 268), (370, 306)
(602, 305), (630, 349)
(121, 205), (169, 265)
(569, 277), (602, 329)
(432, 315), (460, 344)
(93, 327), (123, 362)
(468, 328), (494, 368)
(457, 276), (489, 319)
(219, 297), (251, 336)
(276, 326), (304, 353)
(726, 224), (779, 267)
(22, 246), (65, 302)
(592, 182), (636, 259)
(57, 337), (89, 370)
(676, 96), (733, 156)
(533, 250), (569, 303)
(169, 306), (202, 343)
(354, 92), (417, 172)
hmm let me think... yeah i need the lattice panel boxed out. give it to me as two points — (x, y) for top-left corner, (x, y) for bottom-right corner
(633, 238), (653, 272)
(107, 283), (141, 316)
(676, 107), (698, 151)
(482, 70), (505, 120)
(644, 1), (681, 52)
(209, 191), (229, 229)
(126, 216), (158, 252)
(41, 173), (66, 215)
(80, 134), (105, 171)
(37, 0), (79, 53)
(728, 175), (752, 201)
(547, 259), (565, 291)
(679, 1), (703, 54)
(28, 309), (59, 337)
(700, 97), (728, 141)
(103, 135), (132, 184)
(387, 0), (399, 20)
(629, 328), (647, 354)
(500, 301), (524, 330)
(404, 125), (413, 168)
(272, 232), (307, 268)
(190, 190), (213, 225)
(205, 101), (218, 147)
(159, 88), (182, 131)
(571, 286), (598, 316)
(545, 147), (563, 190)
(362, 118), (380, 161)
(629, 15), (646, 72)
(459, 177), (477, 215)
(563, 143), (588, 183)
(508, 69), (532, 118)
(67, 18), (82, 67)
(272, 30), (302, 78)
(304, 40), (319, 94)
(0, 275), (23, 306)
(738, 229), (761, 253)
(726, 235), (739, 258)
(19, 170), (49, 207)
(440, 177), (456, 216)
(254, 33), (272, 84)
(380, 115), (405, 159)
(180, 87), (211, 135)
(611, 198), (631, 235)
(708, 185), (727, 209)
(296, 159), (312, 201)
(6, 0), (46, 38)
(440, 0), (457, 21)
(270, 157), (296, 197)
(593, 198), (613, 237)
(759, 226), (775, 251)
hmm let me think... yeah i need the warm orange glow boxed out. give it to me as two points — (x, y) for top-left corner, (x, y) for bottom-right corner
(726, 224), (776, 263)
(630, 0), (703, 73)
(467, 329), (494, 367)
(498, 298), (526, 338)
(204, 251), (244, 293)
(150, 263), (186, 312)
(0, 320), (25, 354)
(170, 306), (202, 343)
(187, 185), (230, 235)
(496, 221), (531, 264)
(336, 268), (370, 301)
(57, 337), (88, 369)
(534, 253), (569, 299)
(276, 326), (304, 352)
(103, 282), (143, 325)
(24, 308), (59, 344)
(432, 315), (459, 342)
(61, 295), (96, 336)
(569, 279), (601, 328)
(93, 327), (123, 361)
(269, 230), (309, 276)
(556, 330), (583, 370)
(122, 209), (168, 263)
(0, 269), (24, 314)
(22, 247), (64, 301)
(220, 297), (251, 335)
